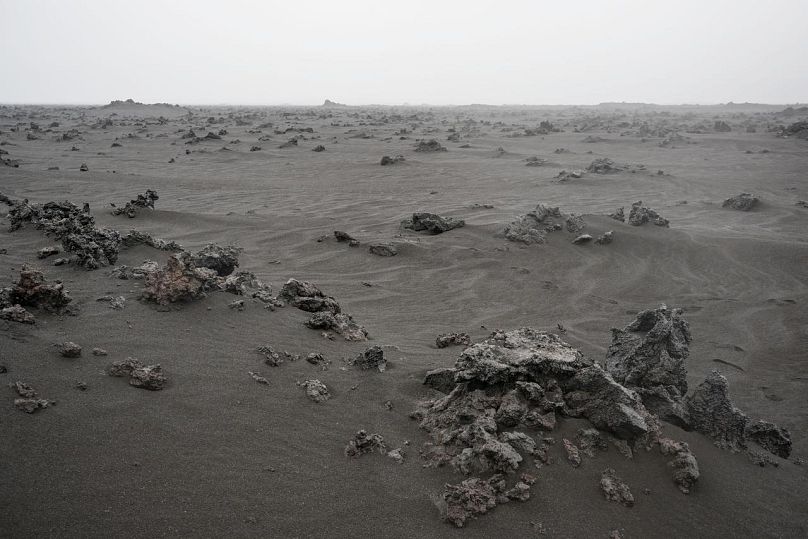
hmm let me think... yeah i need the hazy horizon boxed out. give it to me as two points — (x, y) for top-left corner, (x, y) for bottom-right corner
(3, 0), (807, 106)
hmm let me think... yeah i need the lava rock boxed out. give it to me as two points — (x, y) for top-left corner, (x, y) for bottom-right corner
(298, 379), (331, 403)
(351, 346), (386, 372)
(722, 193), (759, 211)
(600, 468), (635, 506)
(60, 342), (82, 358)
(436, 332), (471, 348)
(369, 243), (398, 256)
(402, 212), (465, 234)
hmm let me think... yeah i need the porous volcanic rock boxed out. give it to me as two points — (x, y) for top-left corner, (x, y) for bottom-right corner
(606, 306), (691, 425)
(111, 189), (159, 218)
(436, 333), (471, 348)
(402, 212), (465, 234)
(503, 204), (563, 244)
(628, 201), (669, 227)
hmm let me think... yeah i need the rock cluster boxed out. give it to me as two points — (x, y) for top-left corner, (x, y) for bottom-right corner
(191, 243), (241, 276)
(628, 201), (669, 227)
(13, 381), (51, 413)
(411, 324), (718, 526)
(606, 307), (792, 460)
(442, 473), (536, 527)
(2, 196), (121, 269)
(350, 346), (386, 372)
(414, 328), (663, 473)
(436, 333), (471, 348)
(503, 204), (563, 244)
(280, 279), (368, 340)
(108, 358), (167, 390)
(0, 266), (72, 323)
(111, 189), (159, 218)
(402, 212), (465, 234)
(298, 379), (331, 402)
(345, 430), (387, 457)
(141, 249), (271, 306)
(606, 306), (691, 425)
(142, 252), (221, 304)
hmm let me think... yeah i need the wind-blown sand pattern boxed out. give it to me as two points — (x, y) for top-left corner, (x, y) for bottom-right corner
(1, 101), (807, 537)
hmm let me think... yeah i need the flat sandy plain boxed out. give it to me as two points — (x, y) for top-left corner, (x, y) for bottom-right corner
(1, 101), (807, 537)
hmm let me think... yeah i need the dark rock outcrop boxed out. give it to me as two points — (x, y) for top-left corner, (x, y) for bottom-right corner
(722, 193), (759, 211)
(503, 204), (563, 244)
(142, 252), (220, 305)
(298, 379), (330, 402)
(600, 468), (635, 507)
(350, 346), (386, 372)
(108, 358), (167, 390)
(368, 243), (398, 256)
(436, 333), (471, 348)
(380, 155), (405, 165)
(684, 370), (750, 452)
(1, 266), (72, 317)
(628, 201), (669, 227)
(3, 197), (121, 269)
(111, 189), (158, 218)
(280, 279), (368, 340)
(415, 139), (447, 152)
(345, 430), (386, 457)
(402, 212), (465, 234)
(442, 473), (534, 527)
(606, 306), (691, 425)
(191, 244), (241, 277)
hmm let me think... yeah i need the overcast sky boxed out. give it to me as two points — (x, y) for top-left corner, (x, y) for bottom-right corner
(3, 0), (807, 105)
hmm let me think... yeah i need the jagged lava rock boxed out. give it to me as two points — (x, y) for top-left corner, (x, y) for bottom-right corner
(600, 468), (635, 506)
(436, 333), (471, 348)
(190, 243), (241, 276)
(278, 279), (341, 314)
(129, 365), (167, 390)
(503, 204), (562, 244)
(111, 189), (158, 218)
(351, 346), (386, 372)
(684, 370), (749, 451)
(4, 266), (72, 312)
(606, 306), (691, 425)
(402, 212), (465, 234)
(304, 312), (368, 341)
(142, 252), (219, 305)
(298, 379), (330, 402)
(345, 430), (387, 457)
(659, 438), (699, 494)
(628, 201), (669, 227)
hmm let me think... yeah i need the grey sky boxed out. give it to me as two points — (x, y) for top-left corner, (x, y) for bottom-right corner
(3, 0), (807, 105)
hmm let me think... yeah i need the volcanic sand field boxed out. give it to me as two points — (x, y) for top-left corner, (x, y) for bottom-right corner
(1, 102), (807, 537)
